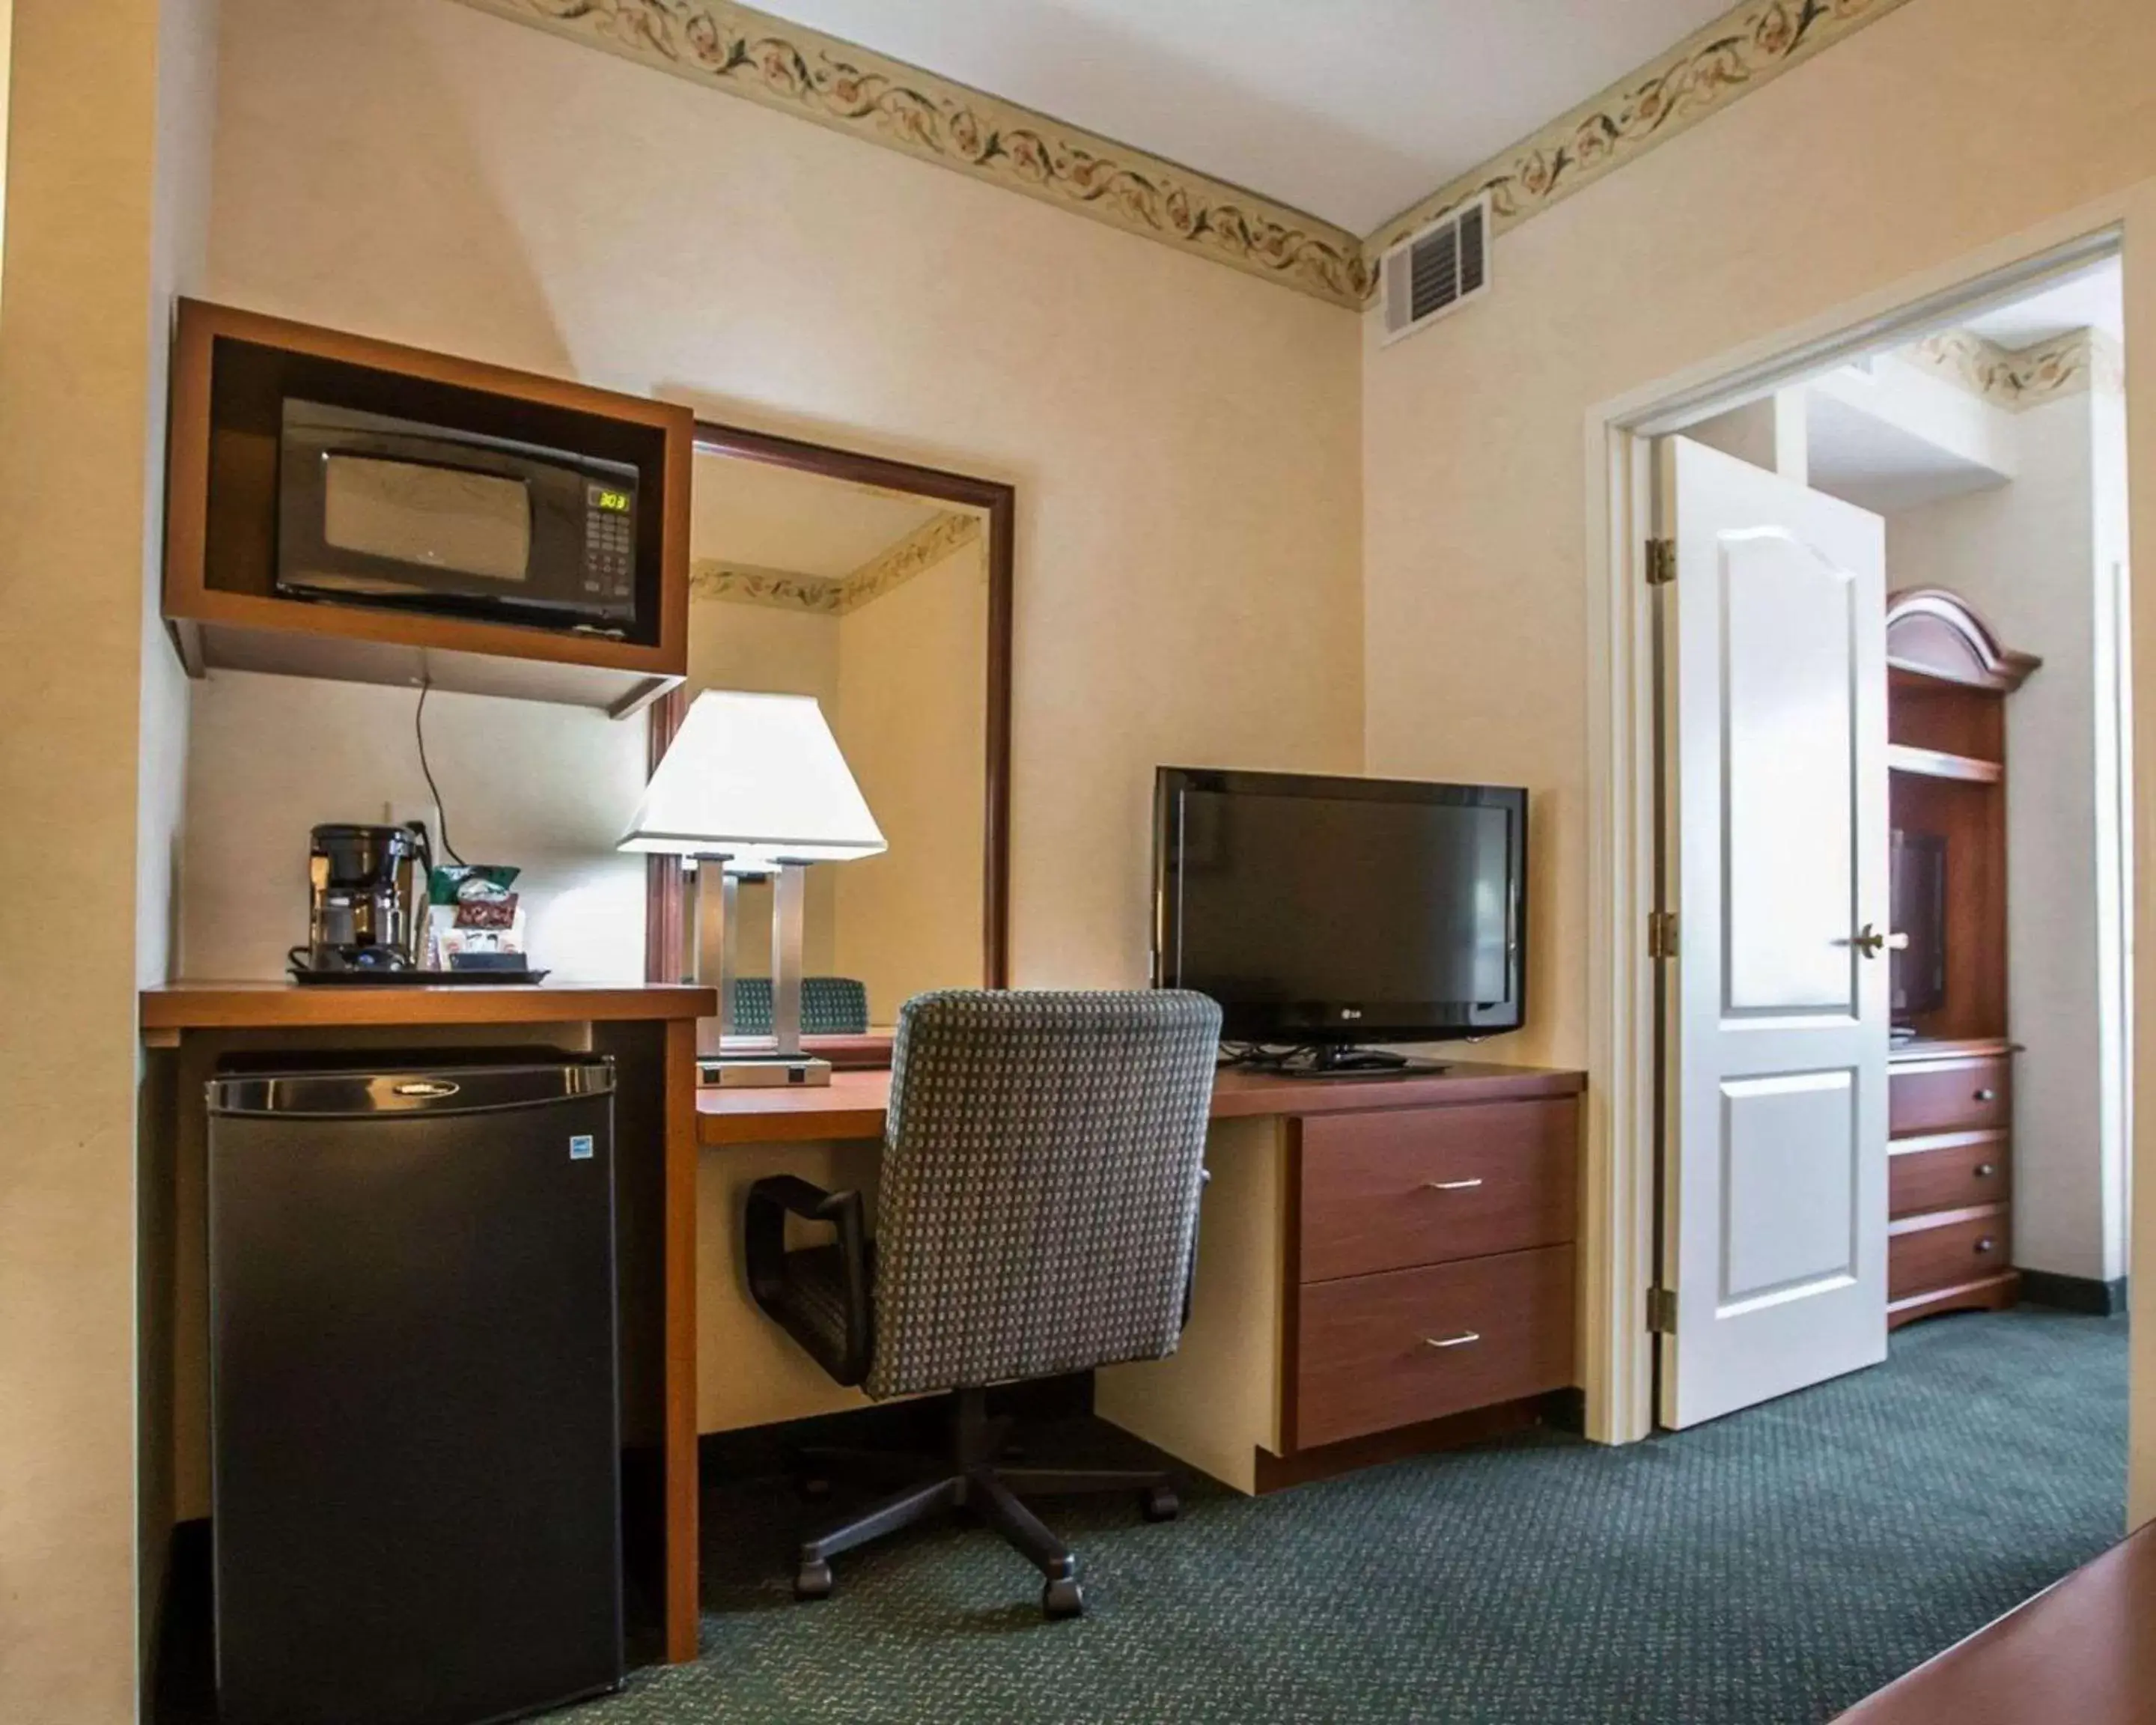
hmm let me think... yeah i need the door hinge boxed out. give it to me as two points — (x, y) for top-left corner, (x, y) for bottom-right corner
(1645, 537), (1677, 585)
(1647, 909), (1678, 960)
(1646, 1286), (1678, 1333)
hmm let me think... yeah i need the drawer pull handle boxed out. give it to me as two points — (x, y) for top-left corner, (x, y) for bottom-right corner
(1975, 1237), (1997, 1255)
(1422, 1331), (1482, 1350)
(1974, 1163), (1997, 1179)
(1422, 1178), (1485, 1191)
(1975, 1088), (1997, 1104)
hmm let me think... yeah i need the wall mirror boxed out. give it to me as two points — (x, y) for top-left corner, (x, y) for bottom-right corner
(645, 425), (1011, 1048)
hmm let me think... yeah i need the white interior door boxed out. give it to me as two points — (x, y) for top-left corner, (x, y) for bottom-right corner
(1657, 434), (1889, 1430)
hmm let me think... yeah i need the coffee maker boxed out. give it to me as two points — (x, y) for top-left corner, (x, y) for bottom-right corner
(291, 823), (432, 979)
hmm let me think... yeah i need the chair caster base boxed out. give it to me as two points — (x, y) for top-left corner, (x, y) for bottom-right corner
(1141, 1483), (1180, 1523)
(1042, 1575), (1084, 1619)
(794, 1557), (834, 1601)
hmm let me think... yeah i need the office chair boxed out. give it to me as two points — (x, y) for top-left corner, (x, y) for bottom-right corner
(727, 975), (870, 1035)
(745, 988), (1222, 1619)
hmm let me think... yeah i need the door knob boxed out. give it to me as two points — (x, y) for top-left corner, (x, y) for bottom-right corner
(1853, 924), (1910, 959)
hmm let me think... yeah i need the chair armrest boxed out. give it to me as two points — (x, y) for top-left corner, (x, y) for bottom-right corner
(745, 1175), (872, 1385)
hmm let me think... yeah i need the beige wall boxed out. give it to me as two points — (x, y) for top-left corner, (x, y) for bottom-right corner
(1359, 0), (2156, 1498)
(833, 536), (990, 1022)
(181, 673), (651, 979)
(0, 0), (214, 1715)
(199, 0), (1365, 1006)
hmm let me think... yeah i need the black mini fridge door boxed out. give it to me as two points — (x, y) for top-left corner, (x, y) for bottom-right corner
(208, 1054), (624, 1725)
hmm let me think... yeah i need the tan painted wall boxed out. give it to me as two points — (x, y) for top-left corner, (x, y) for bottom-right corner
(200, 0), (1365, 1005)
(832, 537), (990, 1022)
(0, 0), (213, 1714)
(1359, 0), (2156, 1502)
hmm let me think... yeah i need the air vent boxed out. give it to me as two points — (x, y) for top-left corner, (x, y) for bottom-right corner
(1380, 195), (1490, 344)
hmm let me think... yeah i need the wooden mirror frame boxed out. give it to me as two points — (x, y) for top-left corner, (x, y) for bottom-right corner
(644, 422), (1014, 1029)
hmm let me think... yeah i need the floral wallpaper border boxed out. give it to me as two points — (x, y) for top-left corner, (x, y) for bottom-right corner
(689, 510), (981, 615)
(1904, 327), (2125, 411)
(687, 559), (841, 612)
(837, 509), (981, 615)
(450, 0), (1368, 306)
(1365, 0), (1916, 266)
(454, 0), (1912, 310)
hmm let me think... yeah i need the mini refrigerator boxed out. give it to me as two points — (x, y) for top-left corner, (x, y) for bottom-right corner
(207, 1050), (624, 1725)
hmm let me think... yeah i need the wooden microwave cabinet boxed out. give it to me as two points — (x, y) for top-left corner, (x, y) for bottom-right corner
(1884, 589), (2035, 1327)
(162, 299), (693, 715)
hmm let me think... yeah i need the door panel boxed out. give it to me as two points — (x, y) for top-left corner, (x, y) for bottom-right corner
(1721, 534), (1860, 1015)
(1719, 1069), (1857, 1306)
(1659, 436), (1889, 1430)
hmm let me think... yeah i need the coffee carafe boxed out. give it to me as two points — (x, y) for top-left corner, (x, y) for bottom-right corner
(292, 822), (432, 978)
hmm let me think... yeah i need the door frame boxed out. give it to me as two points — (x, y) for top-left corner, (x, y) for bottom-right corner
(1581, 210), (2135, 1448)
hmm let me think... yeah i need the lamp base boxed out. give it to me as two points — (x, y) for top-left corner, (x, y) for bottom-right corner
(697, 1053), (834, 1089)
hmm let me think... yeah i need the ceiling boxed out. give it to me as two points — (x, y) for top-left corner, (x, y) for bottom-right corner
(1960, 258), (2125, 350)
(1803, 390), (2007, 516)
(756, 0), (1735, 234)
(691, 451), (946, 580)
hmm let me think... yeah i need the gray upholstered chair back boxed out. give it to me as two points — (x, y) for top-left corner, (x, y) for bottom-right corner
(865, 989), (1222, 1401)
(728, 975), (870, 1035)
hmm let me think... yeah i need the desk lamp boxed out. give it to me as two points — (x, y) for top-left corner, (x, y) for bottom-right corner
(620, 690), (885, 1086)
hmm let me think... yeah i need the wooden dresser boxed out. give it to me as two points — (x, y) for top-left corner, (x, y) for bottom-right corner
(1282, 1091), (1579, 1453)
(1889, 1038), (2016, 1325)
(1884, 590), (2035, 1327)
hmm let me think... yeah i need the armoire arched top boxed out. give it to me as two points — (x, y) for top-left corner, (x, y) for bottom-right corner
(1886, 587), (2041, 693)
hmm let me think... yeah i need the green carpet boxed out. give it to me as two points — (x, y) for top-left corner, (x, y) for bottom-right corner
(580, 1307), (2126, 1724)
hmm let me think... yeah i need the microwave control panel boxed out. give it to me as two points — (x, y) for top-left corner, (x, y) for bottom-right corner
(582, 484), (636, 604)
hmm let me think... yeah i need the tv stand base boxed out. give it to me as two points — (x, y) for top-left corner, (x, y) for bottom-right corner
(1240, 1046), (1450, 1079)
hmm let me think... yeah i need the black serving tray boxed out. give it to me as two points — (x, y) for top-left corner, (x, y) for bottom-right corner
(288, 966), (552, 987)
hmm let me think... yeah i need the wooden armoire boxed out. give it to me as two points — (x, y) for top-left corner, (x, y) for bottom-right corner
(1884, 588), (2039, 1327)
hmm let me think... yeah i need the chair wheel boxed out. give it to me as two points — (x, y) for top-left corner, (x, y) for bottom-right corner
(1142, 1483), (1180, 1523)
(794, 1557), (833, 1601)
(795, 1475), (832, 1503)
(1041, 1575), (1084, 1619)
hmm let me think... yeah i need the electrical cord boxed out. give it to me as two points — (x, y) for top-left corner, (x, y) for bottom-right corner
(414, 682), (465, 865)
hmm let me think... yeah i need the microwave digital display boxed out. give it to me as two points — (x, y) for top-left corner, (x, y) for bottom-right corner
(321, 455), (534, 583)
(277, 398), (642, 634)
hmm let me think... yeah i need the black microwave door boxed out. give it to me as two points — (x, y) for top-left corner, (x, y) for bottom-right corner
(275, 407), (638, 629)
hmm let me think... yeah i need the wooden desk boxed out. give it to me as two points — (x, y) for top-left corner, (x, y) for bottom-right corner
(697, 1060), (1585, 1144)
(140, 982), (713, 1666)
(1833, 1520), (2156, 1722)
(696, 1059), (1586, 1494)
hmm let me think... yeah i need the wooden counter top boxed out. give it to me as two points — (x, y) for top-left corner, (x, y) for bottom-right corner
(141, 980), (716, 1032)
(697, 1059), (1584, 1146)
(1833, 1521), (2156, 1723)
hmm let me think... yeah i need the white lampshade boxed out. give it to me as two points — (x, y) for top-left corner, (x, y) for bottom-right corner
(618, 690), (886, 862)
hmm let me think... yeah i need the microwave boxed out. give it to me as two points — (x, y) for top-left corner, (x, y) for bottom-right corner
(276, 399), (643, 633)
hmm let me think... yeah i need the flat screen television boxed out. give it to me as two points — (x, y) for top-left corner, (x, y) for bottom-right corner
(1889, 827), (1947, 1023)
(1151, 767), (1527, 1063)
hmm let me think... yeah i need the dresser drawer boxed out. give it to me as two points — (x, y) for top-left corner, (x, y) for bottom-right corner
(1889, 1057), (2010, 1136)
(1889, 1133), (2011, 1220)
(1889, 1208), (2010, 1301)
(1291, 1245), (1575, 1450)
(1296, 1099), (1578, 1282)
